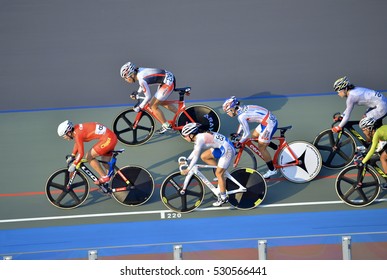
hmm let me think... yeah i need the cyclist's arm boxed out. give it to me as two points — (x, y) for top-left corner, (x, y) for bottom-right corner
(237, 115), (250, 143)
(362, 131), (380, 164)
(186, 139), (204, 170)
(137, 81), (151, 109)
(338, 96), (355, 128)
(72, 136), (85, 165)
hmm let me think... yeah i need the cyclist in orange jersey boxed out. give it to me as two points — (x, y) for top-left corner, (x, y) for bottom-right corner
(57, 120), (118, 184)
(120, 61), (177, 134)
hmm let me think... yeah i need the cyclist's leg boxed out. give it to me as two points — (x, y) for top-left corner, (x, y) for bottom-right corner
(152, 83), (176, 125)
(88, 134), (117, 179)
(254, 123), (277, 178)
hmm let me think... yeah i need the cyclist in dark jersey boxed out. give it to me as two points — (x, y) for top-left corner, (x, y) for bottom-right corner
(120, 62), (177, 134)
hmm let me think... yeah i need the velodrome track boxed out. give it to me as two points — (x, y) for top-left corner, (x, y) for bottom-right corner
(1, 93), (387, 259)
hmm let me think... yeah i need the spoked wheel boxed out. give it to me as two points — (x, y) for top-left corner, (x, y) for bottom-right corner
(227, 168), (267, 210)
(277, 141), (322, 183)
(335, 165), (380, 207)
(313, 129), (356, 169)
(177, 105), (220, 134)
(45, 168), (89, 209)
(111, 166), (154, 206)
(160, 172), (205, 213)
(234, 146), (258, 170)
(113, 109), (155, 146)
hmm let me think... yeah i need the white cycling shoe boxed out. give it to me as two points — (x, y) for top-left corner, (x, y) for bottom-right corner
(263, 169), (277, 179)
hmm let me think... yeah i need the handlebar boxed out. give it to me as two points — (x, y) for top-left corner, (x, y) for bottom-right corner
(178, 156), (189, 172)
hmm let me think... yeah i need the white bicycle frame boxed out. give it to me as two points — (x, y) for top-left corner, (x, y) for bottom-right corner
(178, 157), (247, 196)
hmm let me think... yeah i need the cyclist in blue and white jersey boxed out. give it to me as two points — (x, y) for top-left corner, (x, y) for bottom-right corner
(120, 62), (177, 134)
(332, 76), (387, 142)
(180, 123), (235, 207)
(223, 96), (278, 179)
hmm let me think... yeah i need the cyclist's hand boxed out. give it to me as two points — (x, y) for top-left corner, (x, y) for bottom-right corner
(133, 106), (141, 113)
(180, 169), (189, 176)
(130, 91), (138, 100)
(230, 133), (241, 141)
(332, 126), (342, 133)
(333, 114), (343, 122)
(66, 155), (75, 165)
(68, 163), (76, 172)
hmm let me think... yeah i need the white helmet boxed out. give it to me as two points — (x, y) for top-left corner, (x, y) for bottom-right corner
(333, 76), (350, 91)
(57, 120), (74, 137)
(120, 62), (136, 78)
(181, 123), (201, 137)
(359, 117), (376, 130)
(222, 96), (239, 112)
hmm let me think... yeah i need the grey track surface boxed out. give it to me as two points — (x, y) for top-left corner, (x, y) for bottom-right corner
(1, 0), (387, 112)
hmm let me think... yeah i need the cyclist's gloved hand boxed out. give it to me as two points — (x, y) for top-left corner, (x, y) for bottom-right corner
(68, 163), (76, 173)
(66, 155), (75, 165)
(332, 126), (342, 133)
(333, 114), (343, 122)
(133, 106), (141, 113)
(130, 91), (138, 100)
(230, 133), (241, 141)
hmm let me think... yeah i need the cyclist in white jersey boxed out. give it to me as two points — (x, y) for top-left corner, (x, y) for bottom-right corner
(332, 76), (387, 142)
(223, 96), (279, 179)
(179, 123), (235, 207)
(120, 62), (177, 134)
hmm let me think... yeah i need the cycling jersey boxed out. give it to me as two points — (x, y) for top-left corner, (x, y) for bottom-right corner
(136, 68), (175, 109)
(339, 87), (387, 128)
(236, 105), (278, 143)
(71, 122), (117, 165)
(362, 125), (387, 163)
(187, 132), (235, 170)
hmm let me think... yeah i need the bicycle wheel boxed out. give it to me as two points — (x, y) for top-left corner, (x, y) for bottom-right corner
(176, 105), (220, 134)
(277, 141), (322, 183)
(113, 109), (155, 146)
(110, 166), (154, 206)
(335, 165), (380, 207)
(226, 168), (267, 210)
(313, 129), (356, 169)
(45, 168), (89, 209)
(234, 146), (258, 170)
(160, 172), (205, 213)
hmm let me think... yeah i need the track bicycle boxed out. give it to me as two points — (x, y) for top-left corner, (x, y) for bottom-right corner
(113, 87), (221, 146)
(231, 126), (322, 183)
(45, 149), (154, 209)
(335, 148), (386, 207)
(313, 112), (367, 169)
(159, 157), (267, 213)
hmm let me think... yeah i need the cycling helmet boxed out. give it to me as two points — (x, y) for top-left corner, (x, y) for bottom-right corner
(181, 123), (201, 137)
(57, 120), (74, 137)
(120, 62), (136, 78)
(333, 76), (350, 91)
(359, 117), (376, 130)
(222, 96), (239, 112)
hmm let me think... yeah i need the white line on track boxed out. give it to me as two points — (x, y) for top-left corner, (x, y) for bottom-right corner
(1, 199), (386, 224)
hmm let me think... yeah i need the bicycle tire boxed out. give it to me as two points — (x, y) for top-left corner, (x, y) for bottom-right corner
(277, 141), (322, 183)
(227, 168), (267, 210)
(112, 109), (155, 146)
(335, 165), (381, 207)
(313, 128), (356, 169)
(110, 165), (154, 206)
(176, 105), (220, 134)
(160, 172), (205, 213)
(234, 146), (258, 170)
(45, 168), (89, 209)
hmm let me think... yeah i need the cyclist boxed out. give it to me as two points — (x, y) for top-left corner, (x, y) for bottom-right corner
(179, 122), (235, 207)
(223, 96), (278, 179)
(120, 61), (177, 134)
(355, 117), (387, 190)
(57, 120), (118, 186)
(331, 76), (387, 142)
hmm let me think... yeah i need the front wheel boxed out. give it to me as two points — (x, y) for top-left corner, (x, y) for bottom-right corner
(277, 141), (322, 183)
(335, 165), (380, 207)
(177, 105), (220, 134)
(226, 168), (267, 210)
(45, 169), (89, 209)
(113, 109), (155, 146)
(160, 172), (205, 213)
(234, 146), (258, 170)
(110, 166), (154, 206)
(313, 129), (356, 169)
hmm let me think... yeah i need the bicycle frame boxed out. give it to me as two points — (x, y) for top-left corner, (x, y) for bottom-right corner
(181, 164), (247, 196)
(234, 136), (299, 169)
(132, 91), (196, 131)
(337, 120), (368, 146)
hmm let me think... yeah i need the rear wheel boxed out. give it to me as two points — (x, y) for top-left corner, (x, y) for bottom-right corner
(111, 166), (154, 206)
(177, 105), (220, 134)
(227, 168), (267, 210)
(45, 169), (89, 209)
